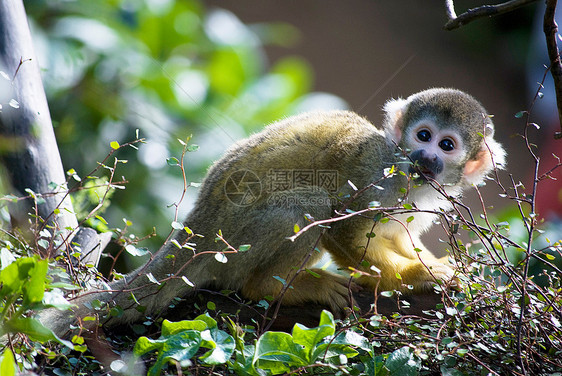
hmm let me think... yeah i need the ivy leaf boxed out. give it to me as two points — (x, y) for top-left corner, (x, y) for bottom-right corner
(384, 346), (420, 376)
(199, 327), (236, 365)
(134, 330), (202, 376)
(253, 331), (308, 374)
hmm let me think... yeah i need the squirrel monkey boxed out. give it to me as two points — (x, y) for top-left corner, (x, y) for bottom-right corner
(41, 88), (505, 337)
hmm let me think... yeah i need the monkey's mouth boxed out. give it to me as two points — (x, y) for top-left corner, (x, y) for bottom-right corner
(409, 166), (436, 181)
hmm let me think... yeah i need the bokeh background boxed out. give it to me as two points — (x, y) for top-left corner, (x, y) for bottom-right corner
(9, 0), (561, 271)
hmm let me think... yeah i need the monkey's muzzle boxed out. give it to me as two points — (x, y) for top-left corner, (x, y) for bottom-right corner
(408, 150), (443, 181)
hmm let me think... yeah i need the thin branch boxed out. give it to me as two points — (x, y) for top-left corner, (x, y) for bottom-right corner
(444, 0), (538, 30)
(544, 0), (562, 139)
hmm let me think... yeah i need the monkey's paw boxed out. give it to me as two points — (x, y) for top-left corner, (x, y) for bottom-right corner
(412, 261), (459, 291)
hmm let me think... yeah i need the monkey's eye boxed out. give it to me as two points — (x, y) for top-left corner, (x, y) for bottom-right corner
(439, 138), (455, 151)
(417, 129), (431, 142)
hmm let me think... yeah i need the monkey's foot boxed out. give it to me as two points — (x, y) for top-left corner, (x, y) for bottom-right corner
(285, 270), (360, 317)
(244, 269), (359, 317)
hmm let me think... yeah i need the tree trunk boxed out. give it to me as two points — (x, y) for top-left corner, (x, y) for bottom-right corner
(0, 0), (78, 254)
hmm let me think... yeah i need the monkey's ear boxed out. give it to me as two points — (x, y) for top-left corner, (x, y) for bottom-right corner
(383, 98), (408, 143)
(463, 138), (506, 185)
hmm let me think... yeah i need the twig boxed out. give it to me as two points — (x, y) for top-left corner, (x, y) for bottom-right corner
(544, 0), (562, 139)
(443, 0), (539, 31)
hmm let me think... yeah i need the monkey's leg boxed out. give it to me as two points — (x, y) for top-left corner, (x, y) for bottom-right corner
(242, 266), (353, 314)
(234, 189), (354, 314)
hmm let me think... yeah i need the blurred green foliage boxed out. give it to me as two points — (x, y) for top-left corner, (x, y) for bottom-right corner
(25, 0), (346, 256)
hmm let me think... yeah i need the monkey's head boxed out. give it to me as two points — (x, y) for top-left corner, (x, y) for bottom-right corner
(382, 88), (506, 187)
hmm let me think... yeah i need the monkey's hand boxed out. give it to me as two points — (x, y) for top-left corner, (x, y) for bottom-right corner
(358, 254), (458, 292)
(397, 257), (459, 292)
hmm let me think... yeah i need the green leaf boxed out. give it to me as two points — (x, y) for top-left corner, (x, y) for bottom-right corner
(318, 310), (335, 328)
(0, 257), (36, 298)
(166, 157), (179, 166)
(273, 275), (287, 286)
(0, 348), (15, 376)
(42, 289), (75, 310)
(193, 313), (218, 329)
(231, 344), (261, 376)
(134, 314), (235, 374)
(135, 330), (202, 376)
(335, 329), (370, 351)
(238, 244), (251, 252)
(292, 323), (334, 362)
(161, 318), (208, 337)
(208, 49), (246, 96)
(186, 144), (199, 152)
(3, 317), (73, 348)
(199, 328), (235, 365)
(253, 331), (308, 374)
(305, 268), (321, 278)
(95, 215), (108, 225)
(312, 343), (358, 364)
(307, 312), (361, 362)
(368, 201), (381, 208)
(384, 346), (420, 376)
(440, 365), (466, 376)
(109, 305), (125, 317)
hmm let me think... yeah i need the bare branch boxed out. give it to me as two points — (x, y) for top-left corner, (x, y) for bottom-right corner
(444, 0), (538, 30)
(544, 0), (562, 139)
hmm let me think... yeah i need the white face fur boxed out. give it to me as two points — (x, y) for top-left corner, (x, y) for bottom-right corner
(383, 90), (506, 189)
(405, 119), (467, 171)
